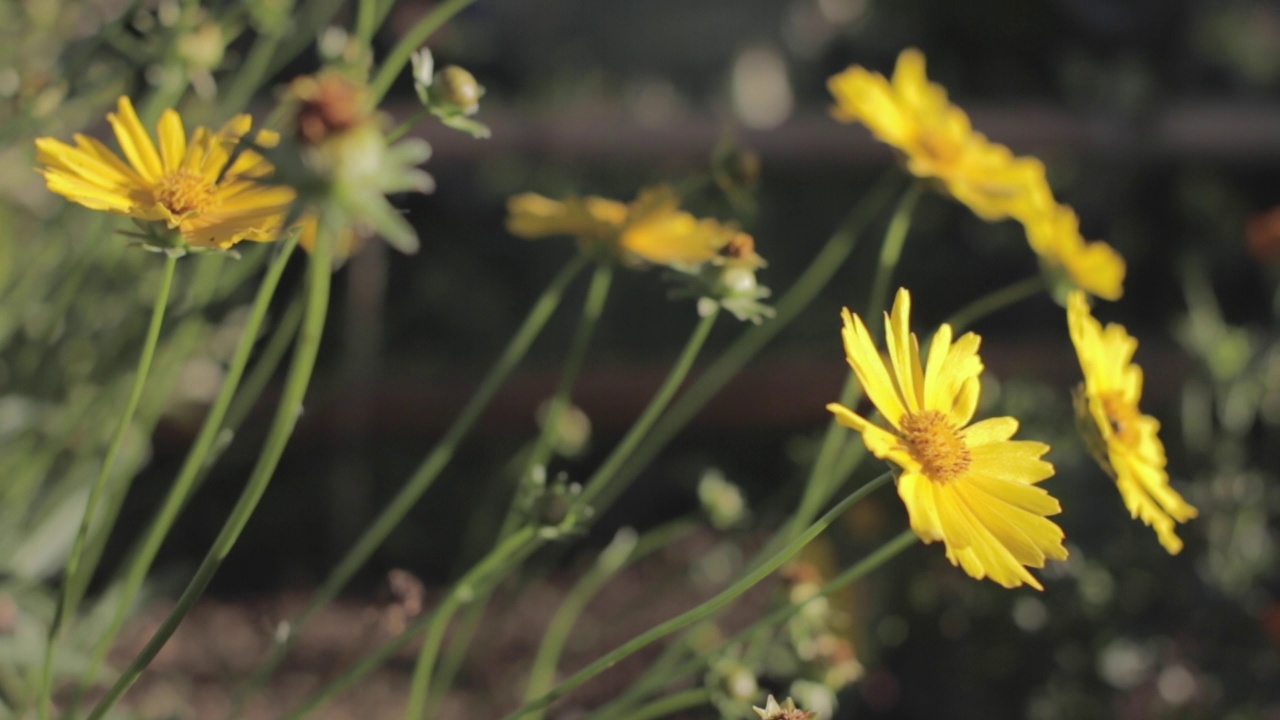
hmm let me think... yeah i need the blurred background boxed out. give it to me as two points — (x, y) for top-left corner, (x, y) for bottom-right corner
(4, 0), (1280, 717)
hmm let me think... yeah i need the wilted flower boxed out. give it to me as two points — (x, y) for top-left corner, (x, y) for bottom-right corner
(1067, 291), (1198, 553)
(35, 96), (293, 252)
(827, 289), (1069, 589)
(827, 48), (1045, 222)
(272, 71), (434, 256)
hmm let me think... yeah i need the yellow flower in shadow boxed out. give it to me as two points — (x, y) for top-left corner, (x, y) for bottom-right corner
(828, 288), (1069, 589)
(35, 96), (295, 250)
(1067, 291), (1197, 554)
(506, 185), (761, 270)
(828, 48), (1044, 222)
(1024, 204), (1126, 301)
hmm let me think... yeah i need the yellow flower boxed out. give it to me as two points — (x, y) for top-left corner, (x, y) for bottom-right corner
(1066, 291), (1197, 554)
(1023, 203), (1126, 301)
(506, 185), (759, 269)
(35, 96), (295, 250)
(827, 289), (1068, 589)
(828, 48), (1044, 222)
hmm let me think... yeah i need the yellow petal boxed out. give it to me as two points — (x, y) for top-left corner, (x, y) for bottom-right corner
(106, 95), (163, 182)
(840, 308), (907, 427)
(962, 416), (1018, 447)
(157, 108), (187, 173)
(969, 440), (1054, 484)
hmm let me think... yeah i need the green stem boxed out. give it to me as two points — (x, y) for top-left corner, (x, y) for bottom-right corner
(263, 0), (348, 81)
(784, 182), (922, 539)
(523, 521), (697, 714)
(386, 107), (432, 144)
(217, 22), (287, 122)
(354, 0), (381, 47)
(369, 0), (478, 104)
(85, 212), (337, 720)
(36, 253), (177, 720)
(947, 274), (1045, 334)
(576, 307), (719, 510)
(591, 172), (900, 518)
(225, 294), (306, 432)
(232, 254), (588, 712)
(426, 262), (613, 717)
(503, 471), (894, 720)
(612, 530), (919, 713)
(286, 528), (544, 720)
(621, 688), (710, 720)
(76, 236), (299, 696)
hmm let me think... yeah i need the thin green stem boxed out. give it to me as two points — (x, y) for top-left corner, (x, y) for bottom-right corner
(286, 528), (544, 720)
(523, 521), (697, 714)
(217, 23), (287, 122)
(369, 0), (477, 104)
(947, 274), (1045, 334)
(354, 0), (381, 47)
(77, 236), (299, 696)
(622, 688), (710, 720)
(85, 212), (337, 720)
(386, 107), (432, 144)
(592, 172), (901, 518)
(263, 0), (348, 81)
(576, 307), (719, 510)
(784, 182), (922, 540)
(36, 253), (177, 720)
(503, 471), (894, 720)
(426, 262), (613, 718)
(225, 294), (305, 432)
(613, 530), (919, 713)
(232, 254), (588, 712)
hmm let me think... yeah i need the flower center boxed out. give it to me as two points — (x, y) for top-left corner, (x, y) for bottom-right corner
(154, 170), (218, 216)
(900, 410), (971, 483)
(1101, 392), (1141, 445)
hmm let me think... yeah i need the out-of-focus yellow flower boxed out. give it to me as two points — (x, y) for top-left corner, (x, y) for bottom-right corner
(828, 289), (1069, 589)
(827, 48), (1044, 222)
(35, 96), (294, 251)
(506, 185), (760, 270)
(1023, 204), (1126, 301)
(1067, 291), (1198, 554)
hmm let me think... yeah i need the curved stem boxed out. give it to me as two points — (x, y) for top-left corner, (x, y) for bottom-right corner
(784, 182), (921, 539)
(503, 471), (893, 720)
(232, 254), (588, 712)
(576, 307), (719, 511)
(77, 236), (299, 696)
(594, 530), (918, 719)
(420, 263), (613, 719)
(523, 521), (697, 714)
(369, 0), (478, 104)
(286, 528), (544, 720)
(36, 252), (177, 719)
(85, 212), (337, 720)
(386, 107), (432, 144)
(592, 172), (900, 518)
(947, 274), (1045, 334)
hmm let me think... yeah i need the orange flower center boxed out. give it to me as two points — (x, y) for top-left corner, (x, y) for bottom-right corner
(900, 410), (971, 483)
(1101, 392), (1141, 445)
(154, 170), (218, 216)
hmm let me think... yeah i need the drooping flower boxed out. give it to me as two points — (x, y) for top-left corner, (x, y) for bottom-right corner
(827, 289), (1069, 589)
(1066, 291), (1198, 554)
(827, 48), (1045, 222)
(35, 96), (295, 251)
(1022, 203), (1126, 301)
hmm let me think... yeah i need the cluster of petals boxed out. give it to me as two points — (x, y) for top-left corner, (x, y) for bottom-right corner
(827, 288), (1069, 589)
(1067, 291), (1198, 553)
(827, 48), (1125, 300)
(36, 96), (299, 251)
(506, 185), (763, 270)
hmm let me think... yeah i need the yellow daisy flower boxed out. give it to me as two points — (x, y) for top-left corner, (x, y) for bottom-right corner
(1023, 203), (1126, 301)
(827, 288), (1069, 589)
(35, 96), (295, 250)
(827, 48), (1045, 222)
(1066, 291), (1198, 554)
(506, 185), (760, 269)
